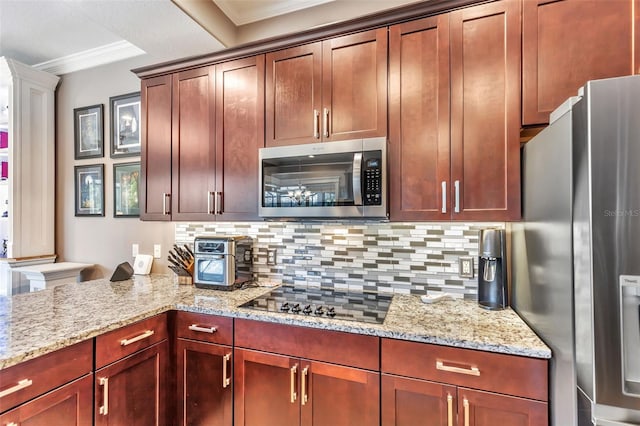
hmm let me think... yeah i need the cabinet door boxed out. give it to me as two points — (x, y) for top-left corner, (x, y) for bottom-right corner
(234, 349), (300, 426)
(458, 388), (548, 426)
(522, 0), (640, 125)
(322, 28), (388, 142)
(300, 360), (379, 426)
(381, 374), (456, 426)
(215, 55), (265, 221)
(95, 341), (168, 426)
(141, 75), (172, 221)
(171, 66), (216, 221)
(0, 374), (93, 426)
(450, 0), (521, 221)
(389, 15), (451, 221)
(177, 339), (232, 426)
(266, 43), (322, 147)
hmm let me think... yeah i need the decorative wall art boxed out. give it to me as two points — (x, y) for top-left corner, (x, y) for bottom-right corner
(74, 104), (104, 159)
(75, 164), (104, 217)
(110, 92), (141, 158)
(113, 162), (140, 217)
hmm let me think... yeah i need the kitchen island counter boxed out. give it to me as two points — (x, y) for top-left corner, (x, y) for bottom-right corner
(0, 274), (550, 369)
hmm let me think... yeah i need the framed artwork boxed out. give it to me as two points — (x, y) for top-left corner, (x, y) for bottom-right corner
(74, 104), (104, 159)
(74, 164), (104, 217)
(110, 92), (141, 158)
(113, 162), (140, 217)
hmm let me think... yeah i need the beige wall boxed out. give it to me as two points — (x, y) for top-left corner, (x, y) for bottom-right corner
(55, 56), (174, 280)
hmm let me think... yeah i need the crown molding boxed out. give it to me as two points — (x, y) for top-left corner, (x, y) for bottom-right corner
(215, 0), (334, 26)
(32, 40), (145, 76)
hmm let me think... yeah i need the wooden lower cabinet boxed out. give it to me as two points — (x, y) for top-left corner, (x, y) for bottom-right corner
(95, 340), (168, 426)
(234, 348), (379, 426)
(177, 338), (233, 426)
(0, 374), (93, 425)
(459, 387), (547, 426)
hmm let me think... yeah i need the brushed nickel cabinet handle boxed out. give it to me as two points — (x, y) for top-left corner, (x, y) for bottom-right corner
(301, 366), (309, 405)
(436, 360), (480, 376)
(222, 353), (231, 388)
(216, 192), (223, 215)
(447, 394), (453, 426)
(454, 180), (460, 213)
(313, 110), (320, 139)
(99, 377), (109, 416)
(441, 181), (447, 213)
(120, 329), (154, 346)
(323, 108), (329, 138)
(290, 364), (298, 403)
(0, 378), (33, 398)
(463, 397), (470, 426)
(207, 191), (215, 214)
(162, 193), (171, 215)
(188, 324), (217, 334)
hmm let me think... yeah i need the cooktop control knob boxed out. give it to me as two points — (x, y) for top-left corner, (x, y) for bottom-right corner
(302, 304), (312, 315)
(327, 307), (336, 317)
(291, 303), (301, 313)
(314, 306), (324, 315)
(280, 302), (290, 312)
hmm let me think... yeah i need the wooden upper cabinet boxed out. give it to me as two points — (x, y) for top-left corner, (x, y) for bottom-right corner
(265, 28), (387, 147)
(522, 0), (640, 125)
(265, 43), (322, 146)
(449, 0), (521, 221)
(215, 55), (265, 221)
(171, 66), (216, 221)
(389, 15), (451, 221)
(141, 75), (172, 221)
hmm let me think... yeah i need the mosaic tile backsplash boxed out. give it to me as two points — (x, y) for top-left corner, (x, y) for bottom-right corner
(175, 222), (505, 299)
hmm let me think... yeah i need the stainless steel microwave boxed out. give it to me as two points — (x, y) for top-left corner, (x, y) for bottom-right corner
(259, 137), (387, 218)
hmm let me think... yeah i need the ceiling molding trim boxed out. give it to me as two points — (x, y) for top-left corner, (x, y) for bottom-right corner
(31, 41), (146, 76)
(215, 0), (334, 26)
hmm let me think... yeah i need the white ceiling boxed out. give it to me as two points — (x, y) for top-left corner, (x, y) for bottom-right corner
(0, 0), (423, 75)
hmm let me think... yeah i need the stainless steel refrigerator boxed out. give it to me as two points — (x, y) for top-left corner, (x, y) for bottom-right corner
(512, 75), (640, 426)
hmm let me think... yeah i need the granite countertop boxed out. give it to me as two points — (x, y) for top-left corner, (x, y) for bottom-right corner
(0, 274), (551, 369)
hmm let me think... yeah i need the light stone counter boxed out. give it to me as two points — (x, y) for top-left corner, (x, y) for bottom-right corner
(0, 274), (550, 369)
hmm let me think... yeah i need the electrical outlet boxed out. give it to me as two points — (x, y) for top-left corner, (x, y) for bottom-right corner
(459, 256), (474, 278)
(153, 244), (162, 259)
(267, 249), (277, 265)
(132, 243), (139, 257)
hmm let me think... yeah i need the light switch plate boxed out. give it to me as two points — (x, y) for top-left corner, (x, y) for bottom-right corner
(153, 244), (161, 258)
(459, 256), (474, 278)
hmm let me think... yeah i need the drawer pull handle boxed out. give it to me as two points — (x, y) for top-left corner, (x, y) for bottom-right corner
(436, 360), (480, 376)
(7, 422), (18, 426)
(0, 378), (33, 398)
(290, 364), (298, 403)
(188, 324), (217, 334)
(99, 377), (109, 416)
(301, 366), (309, 405)
(120, 329), (154, 346)
(463, 397), (470, 426)
(447, 393), (453, 426)
(222, 353), (231, 388)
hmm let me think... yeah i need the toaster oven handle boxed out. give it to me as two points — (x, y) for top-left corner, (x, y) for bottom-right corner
(353, 152), (363, 206)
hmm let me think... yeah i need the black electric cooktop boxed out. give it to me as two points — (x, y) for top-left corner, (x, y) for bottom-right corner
(240, 285), (392, 324)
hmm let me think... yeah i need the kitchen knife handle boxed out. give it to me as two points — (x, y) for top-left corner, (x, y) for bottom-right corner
(313, 110), (320, 139)
(447, 394), (453, 426)
(290, 364), (298, 403)
(463, 397), (470, 426)
(323, 108), (330, 138)
(441, 181), (447, 213)
(222, 353), (231, 388)
(454, 180), (460, 213)
(99, 377), (109, 416)
(162, 193), (171, 215)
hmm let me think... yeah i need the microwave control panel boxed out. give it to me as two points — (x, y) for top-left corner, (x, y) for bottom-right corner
(363, 151), (382, 205)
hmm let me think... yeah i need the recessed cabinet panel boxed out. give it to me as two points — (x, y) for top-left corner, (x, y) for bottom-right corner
(522, 0), (639, 125)
(459, 388), (548, 426)
(389, 15), (450, 220)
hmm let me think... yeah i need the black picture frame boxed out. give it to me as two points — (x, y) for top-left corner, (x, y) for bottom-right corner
(74, 164), (104, 217)
(113, 162), (140, 217)
(74, 104), (104, 159)
(110, 92), (141, 158)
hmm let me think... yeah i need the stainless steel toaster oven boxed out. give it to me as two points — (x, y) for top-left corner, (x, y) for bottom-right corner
(193, 236), (253, 290)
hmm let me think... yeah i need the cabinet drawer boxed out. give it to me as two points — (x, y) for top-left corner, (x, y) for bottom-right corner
(96, 313), (168, 369)
(235, 319), (379, 371)
(381, 338), (548, 401)
(0, 340), (92, 413)
(175, 311), (233, 345)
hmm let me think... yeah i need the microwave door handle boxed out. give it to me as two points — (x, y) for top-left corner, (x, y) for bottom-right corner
(353, 152), (363, 206)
